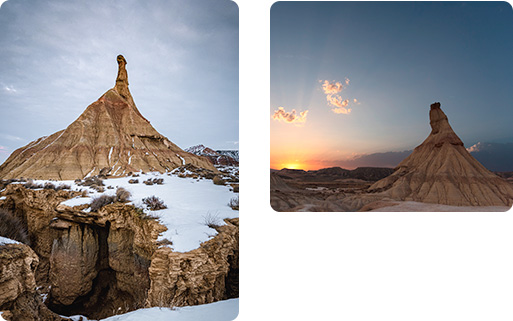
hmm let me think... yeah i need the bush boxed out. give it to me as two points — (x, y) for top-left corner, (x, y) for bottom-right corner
(116, 187), (131, 202)
(128, 179), (139, 184)
(24, 180), (43, 189)
(143, 179), (154, 186)
(228, 196), (239, 210)
(0, 208), (30, 244)
(79, 176), (104, 187)
(142, 196), (167, 210)
(203, 211), (221, 229)
(55, 184), (71, 191)
(213, 176), (225, 185)
(43, 182), (56, 190)
(90, 195), (115, 212)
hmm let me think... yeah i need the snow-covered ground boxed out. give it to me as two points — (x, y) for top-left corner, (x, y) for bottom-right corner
(68, 298), (238, 321)
(0, 236), (20, 245)
(27, 171), (238, 252)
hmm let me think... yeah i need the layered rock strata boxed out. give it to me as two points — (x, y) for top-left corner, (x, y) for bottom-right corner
(369, 103), (513, 206)
(0, 55), (216, 180)
(0, 242), (66, 321)
(0, 185), (239, 319)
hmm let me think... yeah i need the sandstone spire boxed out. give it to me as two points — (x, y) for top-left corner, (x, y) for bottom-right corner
(114, 55), (135, 107)
(0, 56), (216, 180)
(368, 102), (513, 207)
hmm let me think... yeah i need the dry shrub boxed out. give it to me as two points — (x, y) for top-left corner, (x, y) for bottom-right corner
(213, 176), (225, 185)
(228, 196), (239, 210)
(55, 184), (71, 191)
(24, 180), (43, 189)
(142, 196), (167, 210)
(90, 195), (115, 212)
(116, 187), (131, 202)
(0, 208), (30, 244)
(128, 179), (139, 184)
(143, 179), (154, 186)
(43, 182), (56, 190)
(203, 211), (222, 229)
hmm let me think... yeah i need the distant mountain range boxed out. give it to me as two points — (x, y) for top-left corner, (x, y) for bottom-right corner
(273, 166), (395, 182)
(314, 142), (513, 172)
(186, 144), (239, 166)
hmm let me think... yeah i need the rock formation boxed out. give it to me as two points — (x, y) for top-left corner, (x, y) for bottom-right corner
(0, 55), (216, 180)
(0, 184), (238, 319)
(0, 242), (66, 321)
(368, 102), (513, 206)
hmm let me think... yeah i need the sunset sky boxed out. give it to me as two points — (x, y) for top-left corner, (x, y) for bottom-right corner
(270, 2), (513, 170)
(0, 0), (238, 164)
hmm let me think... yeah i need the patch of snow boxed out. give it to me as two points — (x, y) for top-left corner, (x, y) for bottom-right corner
(0, 236), (20, 245)
(109, 147), (113, 162)
(176, 154), (185, 165)
(57, 172), (238, 253)
(69, 298), (238, 321)
(0, 311), (7, 321)
(39, 130), (65, 151)
(0, 196), (6, 200)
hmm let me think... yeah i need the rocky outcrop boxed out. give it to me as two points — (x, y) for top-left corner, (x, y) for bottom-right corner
(147, 218), (239, 307)
(0, 242), (66, 321)
(369, 103), (513, 206)
(0, 55), (216, 180)
(0, 185), (239, 319)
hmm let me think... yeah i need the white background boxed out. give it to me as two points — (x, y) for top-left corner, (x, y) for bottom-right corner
(238, 0), (513, 320)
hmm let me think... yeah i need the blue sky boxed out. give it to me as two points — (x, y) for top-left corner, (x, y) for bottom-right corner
(0, 0), (238, 163)
(270, 2), (513, 170)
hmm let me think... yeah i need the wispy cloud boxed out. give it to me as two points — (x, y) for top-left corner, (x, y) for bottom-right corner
(3, 85), (17, 94)
(0, 133), (24, 141)
(321, 79), (356, 115)
(272, 107), (308, 125)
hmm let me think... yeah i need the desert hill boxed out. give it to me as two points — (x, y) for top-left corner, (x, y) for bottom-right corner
(0, 55), (215, 180)
(369, 102), (513, 207)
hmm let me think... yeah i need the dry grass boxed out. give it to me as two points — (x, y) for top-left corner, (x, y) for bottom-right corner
(90, 195), (115, 212)
(203, 211), (222, 229)
(228, 196), (239, 210)
(115, 187), (131, 202)
(0, 208), (30, 244)
(142, 196), (167, 210)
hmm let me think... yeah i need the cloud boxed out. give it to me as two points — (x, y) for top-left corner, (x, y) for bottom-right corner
(3, 85), (17, 94)
(321, 79), (357, 115)
(272, 107), (308, 125)
(321, 80), (343, 95)
(0, 133), (24, 141)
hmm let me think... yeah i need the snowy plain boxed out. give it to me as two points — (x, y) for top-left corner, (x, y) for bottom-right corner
(43, 171), (240, 252)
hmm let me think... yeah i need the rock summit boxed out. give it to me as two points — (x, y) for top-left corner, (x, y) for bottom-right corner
(0, 55), (215, 180)
(369, 102), (513, 206)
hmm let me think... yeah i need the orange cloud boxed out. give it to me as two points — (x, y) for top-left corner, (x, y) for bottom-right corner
(321, 79), (357, 114)
(272, 107), (308, 125)
(321, 80), (343, 95)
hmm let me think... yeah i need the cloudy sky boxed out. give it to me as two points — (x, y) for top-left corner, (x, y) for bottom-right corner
(0, 0), (238, 164)
(271, 2), (513, 170)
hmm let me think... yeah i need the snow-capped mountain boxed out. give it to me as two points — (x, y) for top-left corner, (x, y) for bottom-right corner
(216, 150), (239, 162)
(186, 145), (239, 166)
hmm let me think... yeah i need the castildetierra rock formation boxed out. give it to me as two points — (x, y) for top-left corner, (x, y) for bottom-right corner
(369, 102), (513, 206)
(0, 55), (216, 180)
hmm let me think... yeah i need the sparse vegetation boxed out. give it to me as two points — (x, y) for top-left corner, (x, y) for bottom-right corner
(143, 179), (154, 186)
(115, 187), (131, 202)
(0, 208), (30, 244)
(213, 175), (225, 185)
(228, 196), (239, 210)
(43, 182), (56, 190)
(128, 179), (139, 184)
(142, 196), (167, 210)
(90, 194), (115, 212)
(24, 179), (43, 189)
(142, 178), (164, 186)
(77, 176), (104, 191)
(203, 211), (222, 229)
